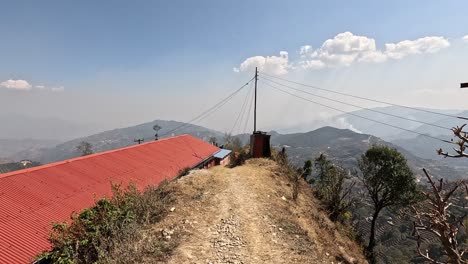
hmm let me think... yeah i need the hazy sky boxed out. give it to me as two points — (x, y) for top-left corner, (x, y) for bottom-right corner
(1, 0), (468, 134)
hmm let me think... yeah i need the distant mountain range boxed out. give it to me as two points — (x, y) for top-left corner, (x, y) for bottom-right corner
(10, 120), (224, 164)
(6, 119), (467, 179)
(0, 139), (60, 163)
(331, 107), (466, 139)
(323, 107), (468, 166)
(268, 126), (467, 179)
(2, 106), (467, 178)
(0, 160), (41, 174)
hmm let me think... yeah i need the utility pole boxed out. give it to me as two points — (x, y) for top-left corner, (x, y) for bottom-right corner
(254, 67), (258, 133)
(134, 138), (144, 144)
(249, 67), (271, 158)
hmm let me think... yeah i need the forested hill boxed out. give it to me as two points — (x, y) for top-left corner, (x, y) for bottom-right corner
(10, 120), (224, 164)
(0, 160), (41, 174)
(6, 123), (468, 179)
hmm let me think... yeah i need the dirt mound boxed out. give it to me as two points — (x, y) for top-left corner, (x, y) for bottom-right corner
(152, 159), (367, 263)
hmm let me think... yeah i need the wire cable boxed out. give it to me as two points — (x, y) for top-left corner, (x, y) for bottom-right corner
(160, 77), (255, 137)
(259, 71), (468, 121)
(229, 81), (253, 135)
(260, 78), (453, 132)
(243, 84), (255, 134)
(263, 81), (454, 144)
(237, 82), (254, 135)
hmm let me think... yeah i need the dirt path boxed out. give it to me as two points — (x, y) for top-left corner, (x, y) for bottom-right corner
(154, 159), (366, 264)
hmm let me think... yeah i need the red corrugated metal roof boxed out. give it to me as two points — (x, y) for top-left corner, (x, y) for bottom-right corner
(0, 134), (219, 263)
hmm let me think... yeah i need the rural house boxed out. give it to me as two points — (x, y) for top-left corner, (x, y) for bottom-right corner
(0, 134), (228, 263)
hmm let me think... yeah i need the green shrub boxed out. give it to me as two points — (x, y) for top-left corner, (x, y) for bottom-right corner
(37, 182), (175, 263)
(228, 151), (248, 168)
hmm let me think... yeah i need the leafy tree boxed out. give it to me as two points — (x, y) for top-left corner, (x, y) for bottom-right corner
(293, 160), (312, 201)
(314, 154), (334, 182)
(208, 136), (218, 146)
(153, 124), (161, 140)
(301, 160), (312, 182)
(313, 157), (355, 222)
(275, 147), (288, 166)
(76, 141), (93, 156)
(358, 145), (419, 263)
(321, 165), (355, 222)
(224, 133), (243, 152)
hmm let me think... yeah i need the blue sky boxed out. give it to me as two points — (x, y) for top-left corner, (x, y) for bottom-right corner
(1, 0), (468, 133)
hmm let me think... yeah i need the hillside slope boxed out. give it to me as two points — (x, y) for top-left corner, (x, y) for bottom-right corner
(155, 159), (366, 263)
(11, 120), (224, 164)
(0, 138), (60, 161)
(268, 127), (468, 179)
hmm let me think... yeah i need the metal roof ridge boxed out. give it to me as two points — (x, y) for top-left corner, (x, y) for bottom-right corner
(213, 149), (232, 158)
(0, 134), (192, 179)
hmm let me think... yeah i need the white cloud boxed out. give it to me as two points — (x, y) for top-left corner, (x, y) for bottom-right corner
(0, 79), (32, 90)
(463, 35), (468, 42)
(384, 36), (450, 59)
(299, 45), (313, 57)
(320, 32), (377, 54)
(235, 51), (290, 75)
(299, 32), (383, 67)
(0, 80), (64, 92)
(358, 50), (387, 63)
(301, 33), (449, 68)
(236, 32), (452, 72)
(300, 59), (325, 70)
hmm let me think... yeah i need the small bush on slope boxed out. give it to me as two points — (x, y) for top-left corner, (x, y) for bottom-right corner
(37, 182), (175, 264)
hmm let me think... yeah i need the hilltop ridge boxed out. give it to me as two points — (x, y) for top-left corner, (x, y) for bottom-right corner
(153, 159), (367, 263)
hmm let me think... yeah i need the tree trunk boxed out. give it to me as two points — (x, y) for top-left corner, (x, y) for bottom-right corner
(440, 232), (464, 264)
(293, 173), (299, 201)
(366, 208), (381, 264)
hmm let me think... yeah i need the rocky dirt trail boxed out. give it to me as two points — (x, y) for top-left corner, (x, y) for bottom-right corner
(153, 159), (367, 264)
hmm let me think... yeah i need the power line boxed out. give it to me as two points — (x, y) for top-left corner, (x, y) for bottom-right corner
(230, 81), (253, 135)
(160, 77), (255, 137)
(259, 71), (468, 121)
(260, 78), (453, 132)
(243, 83), (255, 134)
(238, 82), (254, 134)
(264, 82), (453, 144)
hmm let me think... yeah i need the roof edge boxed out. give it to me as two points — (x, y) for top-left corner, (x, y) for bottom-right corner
(0, 134), (195, 179)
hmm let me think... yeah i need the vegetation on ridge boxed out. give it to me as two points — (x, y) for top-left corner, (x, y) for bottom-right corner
(37, 182), (176, 264)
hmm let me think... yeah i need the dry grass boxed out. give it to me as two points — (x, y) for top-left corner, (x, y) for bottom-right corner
(38, 182), (179, 264)
(155, 159), (367, 263)
(42, 159), (367, 263)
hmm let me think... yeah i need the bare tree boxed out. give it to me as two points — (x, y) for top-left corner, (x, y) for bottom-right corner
(411, 123), (468, 263)
(412, 169), (467, 264)
(438, 124), (467, 158)
(76, 141), (93, 156)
